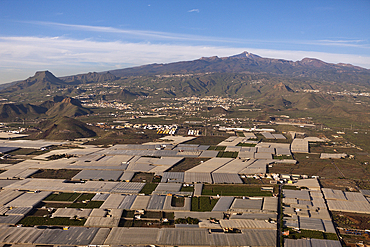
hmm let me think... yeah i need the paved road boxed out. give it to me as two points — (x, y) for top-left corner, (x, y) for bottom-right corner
(276, 184), (282, 247)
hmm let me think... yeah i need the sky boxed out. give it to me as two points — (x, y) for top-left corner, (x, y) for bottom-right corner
(0, 0), (369, 84)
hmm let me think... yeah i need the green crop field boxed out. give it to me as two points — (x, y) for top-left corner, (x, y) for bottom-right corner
(208, 146), (226, 151)
(184, 136), (228, 145)
(175, 217), (199, 224)
(191, 197), (219, 212)
(76, 193), (95, 202)
(202, 184), (274, 196)
(236, 132), (245, 137)
(19, 216), (86, 226)
(236, 143), (257, 147)
(217, 151), (238, 158)
(180, 186), (194, 192)
(273, 155), (293, 160)
(44, 193), (80, 202)
(139, 183), (158, 194)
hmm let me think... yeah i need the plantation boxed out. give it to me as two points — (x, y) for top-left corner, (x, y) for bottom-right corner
(191, 197), (219, 211)
(19, 216), (86, 227)
(202, 184), (274, 196)
(44, 192), (80, 202)
(139, 183), (158, 194)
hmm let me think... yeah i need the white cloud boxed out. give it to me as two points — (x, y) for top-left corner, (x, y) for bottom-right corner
(188, 9), (200, 13)
(0, 36), (369, 84)
(25, 21), (370, 50)
(306, 39), (369, 49)
(27, 21), (220, 42)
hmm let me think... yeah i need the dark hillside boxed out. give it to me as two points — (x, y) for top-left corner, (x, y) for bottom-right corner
(46, 97), (92, 117)
(0, 103), (48, 120)
(35, 116), (96, 140)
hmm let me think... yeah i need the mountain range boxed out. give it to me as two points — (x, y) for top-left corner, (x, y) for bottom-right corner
(108, 51), (370, 87)
(2, 52), (370, 94)
(0, 52), (369, 125)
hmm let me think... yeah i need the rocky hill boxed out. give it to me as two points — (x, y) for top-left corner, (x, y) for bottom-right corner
(45, 97), (92, 117)
(0, 96), (91, 120)
(35, 116), (96, 140)
(0, 103), (47, 120)
(2, 71), (66, 93)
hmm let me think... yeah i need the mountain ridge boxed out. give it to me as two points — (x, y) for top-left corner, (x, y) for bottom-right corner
(1, 52), (369, 104)
(2, 52), (369, 89)
(0, 96), (91, 120)
(105, 52), (370, 86)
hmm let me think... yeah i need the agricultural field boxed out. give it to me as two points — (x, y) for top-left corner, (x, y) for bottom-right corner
(139, 183), (158, 194)
(332, 212), (370, 230)
(191, 197), (219, 212)
(175, 217), (199, 224)
(166, 158), (210, 172)
(7, 148), (48, 156)
(202, 184), (276, 197)
(270, 153), (341, 178)
(208, 146), (226, 151)
(236, 143), (256, 147)
(40, 202), (73, 208)
(216, 151), (238, 158)
(180, 185), (194, 192)
(44, 192), (80, 202)
(184, 136), (228, 145)
(118, 219), (174, 228)
(85, 129), (164, 146)
(131, 172), (155, 183)
(171, 196), (185, 207)
(121, 210), (135, 218)
(27, 208), (51, 217)
(31, 169), (81, 179)
(0, 159), (23, 164)
(283, 228), (337, 241)
(75, 193), (95, 202)
(19, 216), (86, 227)
(241, 177), (274, 185)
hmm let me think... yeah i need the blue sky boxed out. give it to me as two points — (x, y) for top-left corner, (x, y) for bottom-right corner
(0, 0), (369, 83)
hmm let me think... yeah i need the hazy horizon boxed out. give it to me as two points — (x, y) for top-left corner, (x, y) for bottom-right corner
(1, 0), (369, 84)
